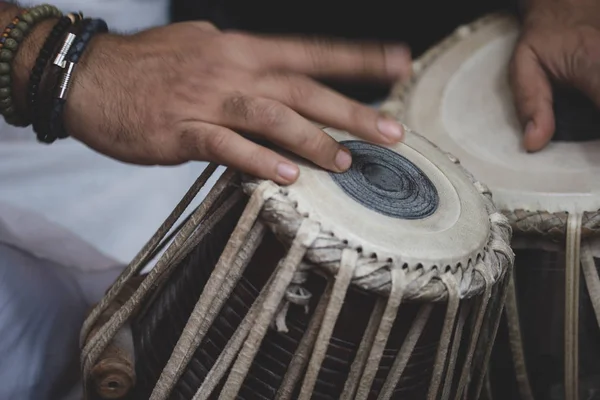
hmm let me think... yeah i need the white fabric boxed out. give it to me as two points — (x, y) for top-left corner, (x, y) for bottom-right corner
(0, 3), (218, 400)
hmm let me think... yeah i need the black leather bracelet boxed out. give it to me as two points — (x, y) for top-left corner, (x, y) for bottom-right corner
(27, 13), (82, 124)
(44, 17), (107, 143)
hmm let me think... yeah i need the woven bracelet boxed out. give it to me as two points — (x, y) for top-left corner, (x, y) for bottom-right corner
(39, 17), (107, 143)
(0, 4), (62, 126)
(27, 12), (83, 123)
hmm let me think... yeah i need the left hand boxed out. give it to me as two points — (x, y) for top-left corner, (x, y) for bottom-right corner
(510, 0), (600, 151)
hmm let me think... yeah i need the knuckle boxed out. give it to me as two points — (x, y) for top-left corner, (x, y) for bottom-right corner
(245, 148), (266, 173)
(303, 38), (335, 69)
(222, 94), (255, 122)
(570, 27), (600, 78)
(175, 125), (203, 161)
(222, 95), (287, 128)
(178, 126), (201, 150)
(217, 31), (247, 51)
(190, 21), (218, 32)
(509, 43), (529, 76)
(206, 32), (252, 66)
(359, 43), (383, 73)
(204, 130), (230, 158)
(293, 130), (311, 150)
(197, 61), (225, 80)
(285, 76), (314, 105)
(256, 101), (287, 127)
(348, 102), (370, 125)
(303, 130), (336, 161)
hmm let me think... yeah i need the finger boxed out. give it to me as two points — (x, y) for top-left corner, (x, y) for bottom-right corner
(216, 94), (353, 172)
(256, 73), (404, 144)
(509, 43), (555, 152)
(178, 121), (300, 185)
(236, 33), (412, 80)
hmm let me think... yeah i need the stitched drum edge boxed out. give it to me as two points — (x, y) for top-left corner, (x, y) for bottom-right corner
(500, 209), (600, 239)
(241, 130), (513, 303)
(380, 12), (600, 239)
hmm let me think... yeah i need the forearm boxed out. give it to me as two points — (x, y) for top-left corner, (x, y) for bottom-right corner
(0, 2), (58, 118)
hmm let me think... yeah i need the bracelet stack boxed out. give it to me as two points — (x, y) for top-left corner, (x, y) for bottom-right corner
(28, 12), (82, 125)
(0, 4), (108, 143)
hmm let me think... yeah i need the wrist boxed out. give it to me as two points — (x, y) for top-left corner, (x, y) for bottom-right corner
(63, 32), (117, 139)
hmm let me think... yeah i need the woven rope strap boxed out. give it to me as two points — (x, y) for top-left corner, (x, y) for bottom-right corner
(503, 209), (600, 239)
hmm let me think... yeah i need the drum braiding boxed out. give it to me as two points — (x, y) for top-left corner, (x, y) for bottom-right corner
(503, 209), (600, 238)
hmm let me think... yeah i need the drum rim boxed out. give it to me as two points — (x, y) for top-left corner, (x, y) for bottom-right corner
(242, 127), (514, 302)
(380, 12), (600, 239)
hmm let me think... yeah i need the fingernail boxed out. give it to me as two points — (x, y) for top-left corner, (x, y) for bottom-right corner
(277, 162), (299, 182)
(377, 117), (404, 142)
(385, 45), (411, 77)
(335, 148), (352, 171)
(524, 120), (535, 137)
(523, 121), (539, 153)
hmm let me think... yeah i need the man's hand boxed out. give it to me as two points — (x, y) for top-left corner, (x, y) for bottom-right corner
(64, 22), (411, 184)
(510, 0), (600, 151)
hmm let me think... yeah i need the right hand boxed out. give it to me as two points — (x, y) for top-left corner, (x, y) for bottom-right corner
(510, 0), (600, 151)
(64, 21), (412, 184)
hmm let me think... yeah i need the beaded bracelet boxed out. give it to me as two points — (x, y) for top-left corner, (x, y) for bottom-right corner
(42, 18), (107, 143)
(0, 4), (62, 126)
(27, 12), (83, 123)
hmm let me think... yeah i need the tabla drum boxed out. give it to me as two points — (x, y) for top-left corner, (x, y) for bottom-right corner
(380, 13), (600, 400)
(79, 128), (513, 400)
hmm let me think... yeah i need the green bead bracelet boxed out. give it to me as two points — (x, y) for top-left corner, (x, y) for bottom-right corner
(0, 4), (62, 126)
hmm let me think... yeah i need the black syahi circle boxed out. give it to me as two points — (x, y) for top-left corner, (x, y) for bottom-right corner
(329, 140), (439, 219)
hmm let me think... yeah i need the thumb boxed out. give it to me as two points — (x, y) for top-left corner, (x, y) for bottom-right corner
(509, 44), (555, 152)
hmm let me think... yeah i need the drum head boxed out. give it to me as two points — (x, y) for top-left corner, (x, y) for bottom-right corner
(244, 128), (492, 274)
(382, 14), (600, 214)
